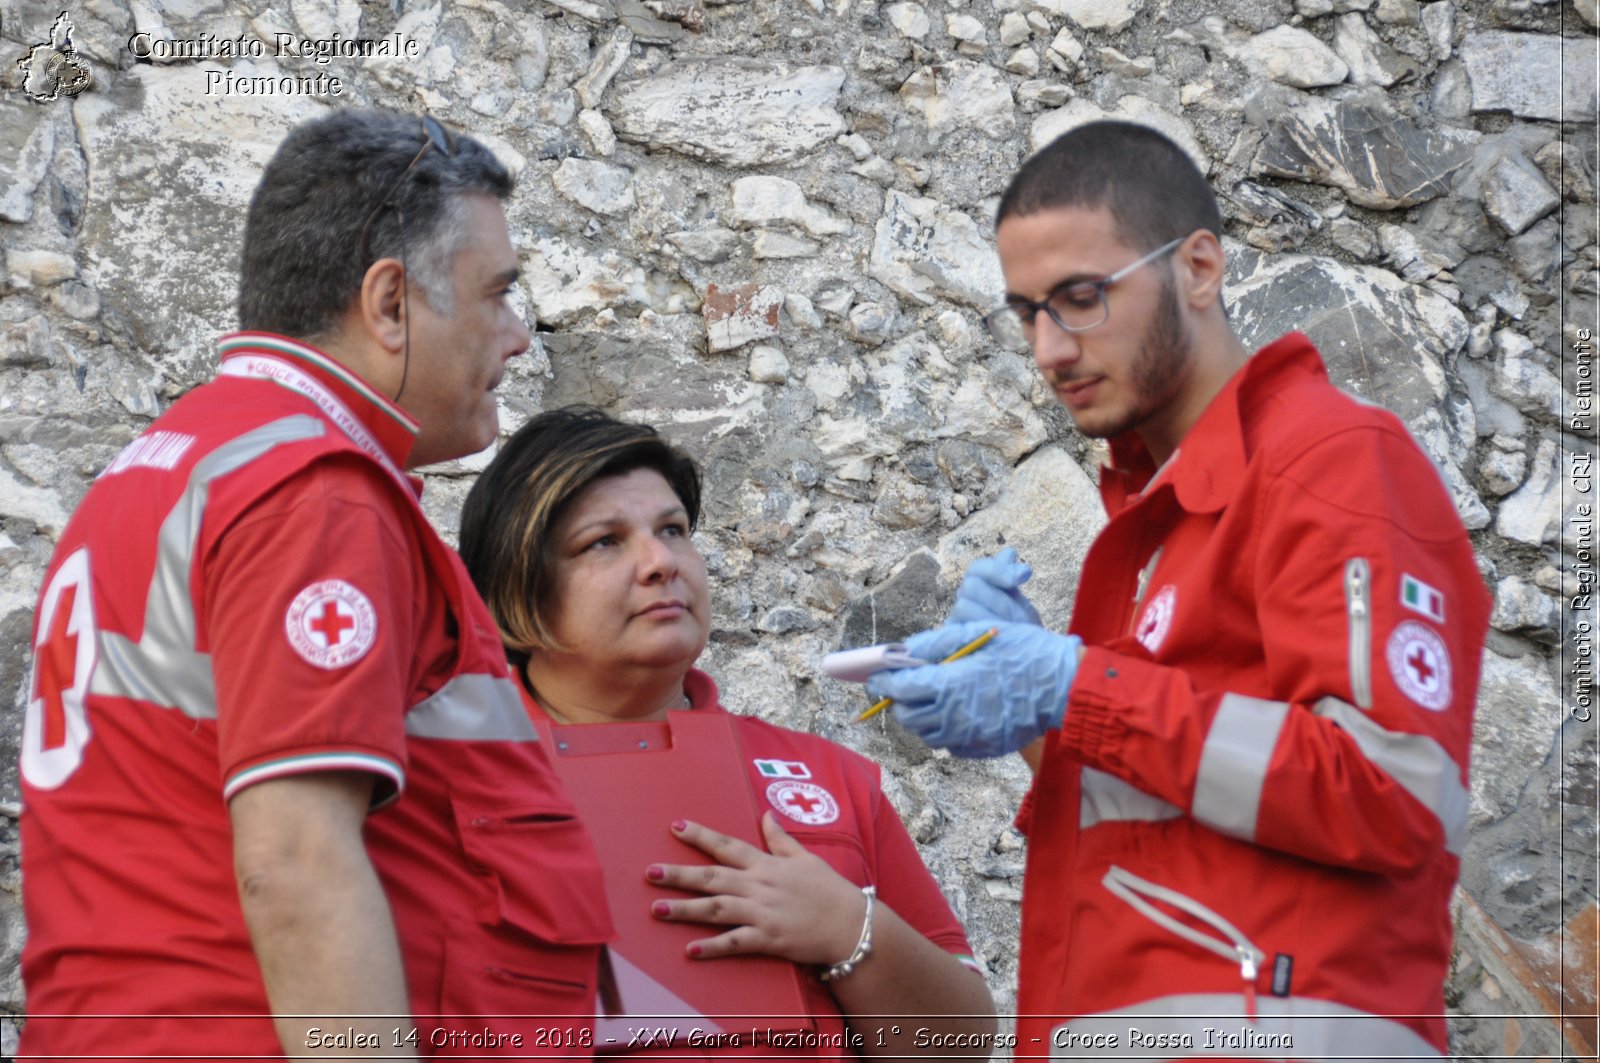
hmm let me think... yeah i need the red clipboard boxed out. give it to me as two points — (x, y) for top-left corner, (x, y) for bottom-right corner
(534, 709), (815, 1048)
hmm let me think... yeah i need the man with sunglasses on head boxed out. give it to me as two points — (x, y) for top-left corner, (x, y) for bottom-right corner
(19, 109), (611, 1058)
(868, 121), (1490, 1058)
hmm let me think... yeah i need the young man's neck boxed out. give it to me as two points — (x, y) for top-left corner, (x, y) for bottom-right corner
(1138, 326), (1251, 466)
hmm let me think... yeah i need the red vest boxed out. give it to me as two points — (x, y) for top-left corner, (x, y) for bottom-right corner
(21, 334), (612, 1057)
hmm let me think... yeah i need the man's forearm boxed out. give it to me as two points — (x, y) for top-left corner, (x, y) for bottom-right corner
(232, 773), (417, 1059)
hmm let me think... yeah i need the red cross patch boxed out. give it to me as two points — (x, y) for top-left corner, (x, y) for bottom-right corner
(285, 580), (377, 670)
(1135, 585), (1177, 654)
(766, 780), (840, 826)
(1384, 620), (1451, 711)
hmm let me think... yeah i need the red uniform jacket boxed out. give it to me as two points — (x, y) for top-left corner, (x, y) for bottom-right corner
(1017, 334), (1490, 1058)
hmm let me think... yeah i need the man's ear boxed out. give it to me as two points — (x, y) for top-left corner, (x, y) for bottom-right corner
(1176, 229), (1227, 311)
(357, 257), (409, 356)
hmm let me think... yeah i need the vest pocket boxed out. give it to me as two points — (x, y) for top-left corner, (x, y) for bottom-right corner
(445, 789), (614, 1014)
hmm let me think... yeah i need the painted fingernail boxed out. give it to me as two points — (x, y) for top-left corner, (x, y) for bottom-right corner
(646, 865), (665, 880)
(687, 943), (702, 957)
(671, 819), (687, 832)
(652, 900), (671, 917)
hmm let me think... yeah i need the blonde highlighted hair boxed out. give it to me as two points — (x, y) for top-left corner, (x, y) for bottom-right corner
(459, 406), (702, 668)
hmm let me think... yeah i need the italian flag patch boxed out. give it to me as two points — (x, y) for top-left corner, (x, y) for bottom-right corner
(1400, 574), (1445, 623)
(754, 759), (810, 779)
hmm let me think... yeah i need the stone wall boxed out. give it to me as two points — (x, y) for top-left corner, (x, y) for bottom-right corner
(0, 0), (1595, 1055)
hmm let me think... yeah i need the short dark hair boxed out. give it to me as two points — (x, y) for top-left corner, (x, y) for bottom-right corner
(238, 108), (513, 339)
(996, 120), (1222, 253)
(460, 406), (703, 668)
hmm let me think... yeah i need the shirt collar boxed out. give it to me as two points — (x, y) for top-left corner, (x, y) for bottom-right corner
(216, 331), (419, 471)
(1101, 331), (1327, 515)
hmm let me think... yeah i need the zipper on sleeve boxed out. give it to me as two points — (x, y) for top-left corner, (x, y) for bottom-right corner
(1344, 557), (1373, 710)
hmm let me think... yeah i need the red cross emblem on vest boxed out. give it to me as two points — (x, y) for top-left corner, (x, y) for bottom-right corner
(766, 780), (840, 826)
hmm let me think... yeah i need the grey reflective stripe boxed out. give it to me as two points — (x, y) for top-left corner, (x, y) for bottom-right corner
(90, 416), (328, 718)
(1192, 694), (1291, 841)
(1050, 993), (1442, 1060)
(405, 673), (540, 742)
(1313, 696), (1468, 856)
(1080, 768), (1182, 829)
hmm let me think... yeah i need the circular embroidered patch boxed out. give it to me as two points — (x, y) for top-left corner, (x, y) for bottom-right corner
(1385, 620), (1451, 711)
(1135, 585), (1177, 654)
(285, 580), (377, 670)
(766, 780), (840, 826)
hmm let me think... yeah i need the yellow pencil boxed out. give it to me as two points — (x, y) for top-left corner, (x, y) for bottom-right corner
(856, 627), (1000, 722)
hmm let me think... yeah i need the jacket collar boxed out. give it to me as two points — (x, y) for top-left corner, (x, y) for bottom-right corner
(1100, 332), (1328, 515)
(216, 331), (419, 471)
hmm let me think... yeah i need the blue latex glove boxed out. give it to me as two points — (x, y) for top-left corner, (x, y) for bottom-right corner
(948, 548), (1042, 627)
(865, 620), (1082, 758)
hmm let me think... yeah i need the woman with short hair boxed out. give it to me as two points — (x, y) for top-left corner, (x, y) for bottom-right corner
(460, 406), (997, 1059)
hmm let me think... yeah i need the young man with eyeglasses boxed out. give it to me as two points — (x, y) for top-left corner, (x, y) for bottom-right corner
(868, 120), (1490, 1057)
(19, 109), (612, 1058)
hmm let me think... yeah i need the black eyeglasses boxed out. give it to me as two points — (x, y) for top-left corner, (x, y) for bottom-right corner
(983, 236), (1186, 351)
(357, 115), (457, 403)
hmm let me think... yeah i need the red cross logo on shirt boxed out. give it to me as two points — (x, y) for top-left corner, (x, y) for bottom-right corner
(285, 580), (377, 671)
(767, 780), (840, 826)
(309, 600), (356, 648)
(34, 584), (79, 751)
(1386, 621), (1451, 712)
(1407, 646), (1436, 686)
(784, 790), (823, 815)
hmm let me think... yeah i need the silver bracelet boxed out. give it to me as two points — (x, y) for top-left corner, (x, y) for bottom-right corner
(819, 885), (876, 982)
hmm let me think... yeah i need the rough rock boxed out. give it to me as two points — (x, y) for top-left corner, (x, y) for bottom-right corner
(1496, 438), (1562, 546)
(1332, 12), (1420, 86)
(1250, 91), (1479, 210)
(608, 60), (847, 167)
(1031, 98), (1209, 174)
(703, 283), (783, 353)
(1053, 0), (1143, 31)
(869, 191), (1006, 310)
(1227, 248), (1467, 425)
(886, 1), (930, 38)
(551, 157), (636, 215)
(1459, 32), (1598, 124)
(75, 64), (323, 371)
(0, 100), (55, 225)
(1490, 576), (1559, 636)
(899, 61), (1016, 143)
(523, 234), (691, 325)
(1468, 648), (1564, 827)
(1230, 25), (1350, 88)
(933, 446), (1104, 629)
(1480, 155), (1561, 237)
(730, 177), (849, 237)
(1491, 330), (1568, 422)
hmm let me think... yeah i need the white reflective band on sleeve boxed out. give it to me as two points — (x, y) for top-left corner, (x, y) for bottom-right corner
(1312, 696), (1469, 856)
(1080, 768), (1182, 830)
(1049, 993), (1442, 1059)
(405, 673), (541, 742)
(90, 416), (328, 719)
(1191, 694), (1290, 841)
